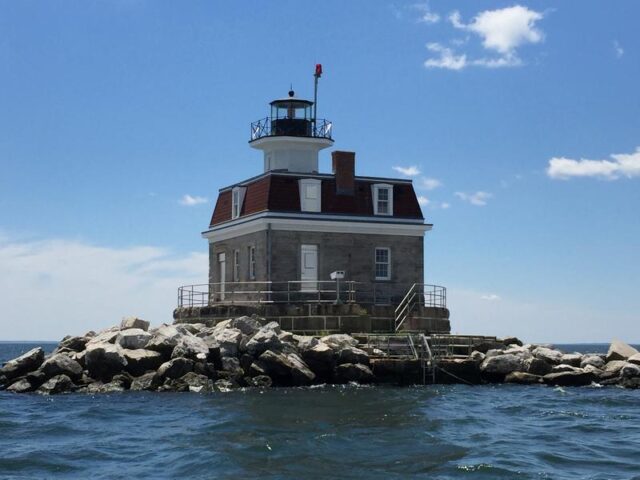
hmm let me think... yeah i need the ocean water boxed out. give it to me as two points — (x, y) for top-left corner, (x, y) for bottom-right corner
(1, 343), (640, 479)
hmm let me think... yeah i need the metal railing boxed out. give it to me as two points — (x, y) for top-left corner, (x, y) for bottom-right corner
(177, 281), (446, 308)
(395, 283), (447, 332)
(250, 117), (333, 141)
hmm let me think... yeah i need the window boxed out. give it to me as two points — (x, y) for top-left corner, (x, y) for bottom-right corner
(233, 250), (240, 282)
(248, 246), (256, 280)
(231, 186), (246, 220)
(375, 247), (391, 280)
(372, 184), (393, 216)
(299, 179), (321, 212)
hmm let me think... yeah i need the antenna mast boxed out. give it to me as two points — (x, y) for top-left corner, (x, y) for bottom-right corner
(313, 64), (322, 127)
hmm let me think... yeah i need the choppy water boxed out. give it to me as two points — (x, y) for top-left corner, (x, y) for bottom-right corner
(1, 343), (639, 479)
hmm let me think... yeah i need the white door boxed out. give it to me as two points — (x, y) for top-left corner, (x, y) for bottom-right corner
(300, 245), (318, 291)
(218, 252), (226, 300)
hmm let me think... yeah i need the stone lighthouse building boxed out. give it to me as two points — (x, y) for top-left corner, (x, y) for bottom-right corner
(177, 85), (449, 334)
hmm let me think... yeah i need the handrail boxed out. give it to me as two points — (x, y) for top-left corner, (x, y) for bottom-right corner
(250, 117), (333, 141)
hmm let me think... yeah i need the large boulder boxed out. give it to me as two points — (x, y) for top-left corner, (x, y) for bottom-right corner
(253, 350), (315, 386)
(620, 363), (640, 379)
(85, 381), (126, 394)
(171, 335), (210, 361)
(471, 340), (505, 354)
(180, 372), (215, 393)
(607, 340), (639, 362)
(57, 335), (89, 352)
(120, 316), (150, 331)
(628, 353), (640, 366)
(246, 375), (273, 388)
(122, 349), (164, 376)
(156, 358), (193, 380)
(37, 374), (76, 395)
(130, 372), (160, 391)
(292, 335), (319, 352)
(561, 353), (583, 367)
(469, 351), (486, 364)
(525, 357), (552, 376)
(6, 378), (33, 393)
(543, 371), (595, 387)
(320, 334), (358, 350)
(245, 328), (282, 356)
(85, 343), (128, 380)
(334, 363), (375, 384)
(532, 347), (563, 365)
(501, 336), (523, 347)
(40, 353), (83, 381)
(214, 328), (243, 358)
(551, 364), (581, 374)
(228, 316), (262, 335)
(480, 354), (523, 376)
(581, 355), (605, 369)
(0, 347), (45, 381)
(116, 328), (151, 350)
(603, 360), (627, 375)
(86, 328), (120, 346)
(302, 342), (335, 377)
(505, 372), (543, 385)
(145, 325), (183, 356)
(337, 346), (370, 366)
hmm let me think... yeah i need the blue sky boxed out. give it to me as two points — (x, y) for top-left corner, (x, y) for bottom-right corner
(1, 1), (638, 341)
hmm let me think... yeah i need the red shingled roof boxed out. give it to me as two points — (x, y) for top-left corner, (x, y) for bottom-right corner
(210, 173), (423, 227)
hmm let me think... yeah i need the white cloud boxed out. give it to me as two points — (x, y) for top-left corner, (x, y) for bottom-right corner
(440, 202), (450, 209)
(481, 294), (501, 301)
(179, 194), (208, 206)
(413, 2), (440, 24)
(392, 165), (421, 176)
(613, 40), (624, 59)
(417, 195), (430, 207)
(0, 235), (207, 340)
(426, 5), (545, 70)
(455, 191), (493, 206)
(425, 43), (467, 70)
(547, 147), (640, 180)
(420, 177), (442, 190)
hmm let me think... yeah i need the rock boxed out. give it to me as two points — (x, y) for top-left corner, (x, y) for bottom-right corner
(583, 364), (604, 377)
(37, 374), (76, 395)
(480, 354), (523, 376)
(157, 358), (193, 380)
(120, 317), (150, 331)
(228, 316), (262, 335)
(320, 334), (358, 350)
(302, 342), (336, 377)
(261, 321), (282, 334)
(471, 340), (505, 354)
(620, 363), (640, 379)
(337, 346), (369, 366)
(6, 378), (33, 393)
(86, 328), (120, 346)
(246, 328), (282, 356)
(146, 325), (183, 355)
(85, 343), (128, 381)
(485, 349), (504, 358)
(57, 335), (89, 352)
(525, 358), (552, 376)
(627, 353), (640, 365)
(606, 340), (639, 362)
(561, 353), (583, 367)
(581, 355), (605, 369)
(278, 331), (294, 343)
(543, 371), (595, 387)
(533, 347), (563, 365)
(40, 353), (83, 381)
(551, 364), (581, 373)
(178, 372), (215, 393)
(603, 360), (627, 375)
(469, 351), (485, 364)
(334, 363), (375, 384)
(214, 328), (243, 358)
(116, 328), (151, 350)
(171, 335), (210, 361)
(501, 336), (523, 347)
(213, 379), (237, 392)
(193, 362), (217, 379)
(0, 347), (45, 381)
(292, 335), (319, 351)
(130, 372), (160, 391)
(254, 350), (315, 386)
(221, 357), (244, 376)
(505, 372), (543, 385)
(86, 381), (126, 394)
(24, 370), (47, 389)
(122, 349), (164, 376)
(620, 377), (640, 389)
(246, 375), (272, 387)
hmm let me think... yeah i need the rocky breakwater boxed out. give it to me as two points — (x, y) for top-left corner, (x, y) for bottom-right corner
(439, 339), (640, 389)
(0, 316), (376, 395)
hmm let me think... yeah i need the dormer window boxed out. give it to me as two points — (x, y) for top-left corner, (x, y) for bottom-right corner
(299, 179), (321, 212)
(372, 184), (393, 216)
(231, 186), (246, 219)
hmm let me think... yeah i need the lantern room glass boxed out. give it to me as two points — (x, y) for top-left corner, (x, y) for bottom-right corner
(271, 102), (312, 120)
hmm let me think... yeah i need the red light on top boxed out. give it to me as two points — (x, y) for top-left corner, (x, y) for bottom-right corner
(315, 64), (323, 77)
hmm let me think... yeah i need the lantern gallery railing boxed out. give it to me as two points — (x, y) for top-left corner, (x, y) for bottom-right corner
(250, 117), (333, 141)
(177, 281), (446, 309)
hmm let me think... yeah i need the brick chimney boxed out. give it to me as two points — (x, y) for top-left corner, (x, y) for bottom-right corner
(332, 151), (355, 196)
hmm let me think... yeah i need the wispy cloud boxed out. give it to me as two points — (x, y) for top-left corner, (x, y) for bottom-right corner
(547, 147), (640, 180)
(179, 194), (208, 206)
(414, 2), (440, 24)
(425, 5), (546, 70)
(481, 294), (501, 301)
(392, 165), (421, 176)
(420, 177), (442, 190)
(417, 195), (430, 207)
(455, 191), (493, 206)
(613, 40), (624, 59)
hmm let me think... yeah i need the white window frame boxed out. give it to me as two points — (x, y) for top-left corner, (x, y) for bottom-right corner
(374, 247), (391, 281)
(372, 184), (393, 216)
(231, 186), (247, 220)
(298, 179), (322, 212)
(248, 245), (256, 280)
(233, 249), (240, 282)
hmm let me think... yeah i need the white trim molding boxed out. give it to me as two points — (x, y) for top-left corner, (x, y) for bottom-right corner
(372, 183), (393, 216)
(298, 178), (322, 212)
(231, 186), (247, 220)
